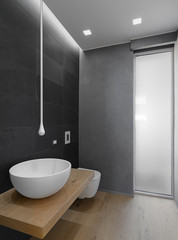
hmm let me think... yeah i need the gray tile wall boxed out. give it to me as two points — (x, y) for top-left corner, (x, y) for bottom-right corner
(79, 43), (133, 195)
(0, 1), (79, 239)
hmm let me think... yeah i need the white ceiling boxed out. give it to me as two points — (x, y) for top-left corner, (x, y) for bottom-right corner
(44, 0), (178, 51)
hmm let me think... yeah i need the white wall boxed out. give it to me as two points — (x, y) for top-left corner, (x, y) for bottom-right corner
(174, 39), (178, 206)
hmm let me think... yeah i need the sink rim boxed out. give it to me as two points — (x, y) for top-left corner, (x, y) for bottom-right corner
(9, 158), (71, 179)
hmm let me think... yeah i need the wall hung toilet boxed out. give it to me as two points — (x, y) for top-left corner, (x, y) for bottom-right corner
(78, 168), (101, 199)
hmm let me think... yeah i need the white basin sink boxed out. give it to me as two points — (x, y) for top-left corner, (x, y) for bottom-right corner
(9, 158), (71, 199)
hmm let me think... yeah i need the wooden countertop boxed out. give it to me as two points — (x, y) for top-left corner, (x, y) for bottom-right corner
(0, 168), (94, 239)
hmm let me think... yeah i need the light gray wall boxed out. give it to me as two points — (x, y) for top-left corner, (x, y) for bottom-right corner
(174, 39), (178, 206)
(79, 43), (133, 195)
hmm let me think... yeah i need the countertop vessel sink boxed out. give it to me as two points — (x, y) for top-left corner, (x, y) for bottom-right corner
(9, 158), (71, 199)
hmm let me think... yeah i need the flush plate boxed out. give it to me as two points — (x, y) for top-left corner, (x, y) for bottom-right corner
(65, 131), (70, 144)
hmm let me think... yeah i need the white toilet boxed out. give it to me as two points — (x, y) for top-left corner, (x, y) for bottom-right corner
(78, 168), (101, 199)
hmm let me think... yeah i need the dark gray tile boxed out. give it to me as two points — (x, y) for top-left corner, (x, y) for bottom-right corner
(63, 107), (78, 125)
(30, 146), (63, 160)
(63, 124), (78, 144)
(34, 126), (63, 152)
(0, 2), (79, 240)
(63, 34), (79, 60)
(44, 103), (63, 126)
(63, 51), (79, 77)
(0, 68), (36, 98)
(44, 33), (64, 65)
(0, 162), (13, 193)
(0, 28), (37, 71)
(63, 142), (79, 168)
(63, 87), (78, 109)
(43, 10), (64, 48)
(63, 69), (79, 95)
(0, 0), (40, 45)
(44, 79), (63, 105)
(44, 54), (63, 85)
(0, 94), (36, 127)
(0, 127), (34, 162)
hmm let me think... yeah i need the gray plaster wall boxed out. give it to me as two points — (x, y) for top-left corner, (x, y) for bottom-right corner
(174, 39), (178, 206)
(79, 43), (133, 195)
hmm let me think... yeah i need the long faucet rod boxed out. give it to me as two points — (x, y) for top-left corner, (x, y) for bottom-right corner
(38, 0), (45, 136)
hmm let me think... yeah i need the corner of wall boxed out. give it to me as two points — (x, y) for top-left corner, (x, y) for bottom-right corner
(174, 39), (178, 206)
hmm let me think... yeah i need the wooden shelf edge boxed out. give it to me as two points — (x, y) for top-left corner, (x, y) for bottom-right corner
(41, 172), (94, 238)
(0, 216), (42, 237)
(0, 169), (94, 239)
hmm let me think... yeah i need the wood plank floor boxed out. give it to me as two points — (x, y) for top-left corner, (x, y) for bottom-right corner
(30, 191), (178, 240)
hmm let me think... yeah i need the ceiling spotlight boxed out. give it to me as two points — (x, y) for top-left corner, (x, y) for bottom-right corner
(133, 18), (142, 25)
(83, 29), (92, 36)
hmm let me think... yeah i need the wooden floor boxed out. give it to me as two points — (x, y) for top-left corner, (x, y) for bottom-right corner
(30, 191), (178, 240)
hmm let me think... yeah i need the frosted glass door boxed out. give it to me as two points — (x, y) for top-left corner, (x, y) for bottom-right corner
(135, 51), (172, 196)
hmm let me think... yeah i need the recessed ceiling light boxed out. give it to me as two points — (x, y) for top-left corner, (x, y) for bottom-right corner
(133, 18), (142, 25)
(83, 29), (92, 36)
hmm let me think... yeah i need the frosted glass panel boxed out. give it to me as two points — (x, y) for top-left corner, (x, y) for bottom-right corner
(135, 52), (172, 195)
